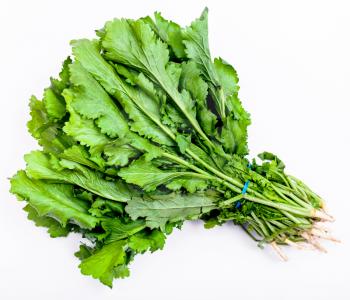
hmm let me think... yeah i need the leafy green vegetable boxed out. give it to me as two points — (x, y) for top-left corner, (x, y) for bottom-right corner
(10, 8), (332, 288)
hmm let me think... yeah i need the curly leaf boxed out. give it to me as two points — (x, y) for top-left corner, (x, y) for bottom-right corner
(79, 240), (128, 287)
(153, 12), (186, 59)
(129, 229), (166, 253)
(24, 151), (132, 202)
(23, 204), (71, 237)
(10, 171), (98, 228)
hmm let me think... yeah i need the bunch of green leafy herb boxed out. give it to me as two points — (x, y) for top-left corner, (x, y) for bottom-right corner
(10, 8), (334, 287)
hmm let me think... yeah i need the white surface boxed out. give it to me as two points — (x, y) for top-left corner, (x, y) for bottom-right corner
(1, 0), (349, 299)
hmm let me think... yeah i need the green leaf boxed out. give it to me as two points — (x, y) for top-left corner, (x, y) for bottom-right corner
(101, 18), (169, 77)
(102, 218), (146, 243)
(182, 8), (240, 121)
(118, 157), (209, 192)
(175, 134), (191, 154)
(129, 229), (166, 253)
(213, 57), (239, 98)
(27, 95), (48, 140)
(113, 265), (130, 279)
(67, 58), (129, 138)
(258, 152), (285, 170)
(89, 198), (125, 217)
(153, 12), (186, 59)
(182, 8), (218, 84)
(221, 111), (250, 156)
(43, 88), (66, 120)
(24, 151), (132, 202)
(180, 61), (217, 136)
(10, 171), (98, 228)
(27, 58), (73, 153)
(114, 64), (160, 98)
(125, 192), (216, 230)
(50, 57), (71, 95)
(75, 244), (94, 260)
(255, 152), (286, 183)
(213, 57), (250, 155)
(104, 139), (140, 167)
(182, 8), (223, 113)
(126, 132), (164, 161)
(79, 240), (127, 287)
(63, 93), (110, 148)
(180, 61), (208, 103)
(166, 177), (208, 193)
(27, 96), (73, 154)
(187, 143), (219, 169)
(60, 145), (102, 171)
(23, 204), (71, 237)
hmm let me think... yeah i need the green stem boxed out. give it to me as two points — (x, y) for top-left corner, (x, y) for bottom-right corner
(186, 149), (243, 188)
(275, 181), (312, 203)
(219, 194), (244, 207)
(271, 185), (294, 203)
(288, 175), (323, 205)
(295, 184), (308, 201)
(162, 152), (207, 176)
(289, 193), (313, 209)
(243, 195), (316, 218)
(264, 219), (276, 233)
(241, 224), (261, 241)
(274, 184), (313, 209)
(268, 170), (290, 188)
(281, 211), (305, 224)
(249, 222), (265, 238)
(162, 152), (241, 193)
(269, 220), (287, 229)
(251, 212), (269, 237)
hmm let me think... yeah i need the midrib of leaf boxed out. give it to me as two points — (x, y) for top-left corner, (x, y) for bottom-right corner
(153, 72), (213, 146)
(117, 82), (176, 141)
(123, 170), (212, 180)
(133, 204), (215, 211)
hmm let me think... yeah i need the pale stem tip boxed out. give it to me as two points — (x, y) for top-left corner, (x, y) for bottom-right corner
(285, 239), (305, 250)
(312, 209), (335, 222)
(271, 242), (288, 261)
(301, 232), (328, 253)
(310, 228), (341, 243)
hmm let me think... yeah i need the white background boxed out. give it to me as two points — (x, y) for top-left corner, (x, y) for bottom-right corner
(1, 0), (349, 299)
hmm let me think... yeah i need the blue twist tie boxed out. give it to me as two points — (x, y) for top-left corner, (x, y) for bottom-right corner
(235, 163), (252, 209)
(241, 180), (250, 195)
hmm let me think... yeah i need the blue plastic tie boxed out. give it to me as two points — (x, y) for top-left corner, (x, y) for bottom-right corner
(241, 180), (250, 195)
(235, 163), (252, 209)
(235, 202), (242, 209)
